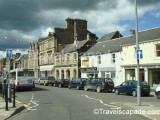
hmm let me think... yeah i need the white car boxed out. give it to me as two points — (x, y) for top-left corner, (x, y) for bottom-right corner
(38, 76), (55, 86)
(155, 85), (160, 99)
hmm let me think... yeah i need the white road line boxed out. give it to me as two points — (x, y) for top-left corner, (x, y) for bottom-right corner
(81, 94), (121, 109)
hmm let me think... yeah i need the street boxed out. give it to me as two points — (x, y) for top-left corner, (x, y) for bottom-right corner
(7, 85), (160, 120)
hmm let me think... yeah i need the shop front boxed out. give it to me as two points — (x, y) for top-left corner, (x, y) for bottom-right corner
(81, 67), (98, 78)
(123, 65), (160, 87)
(40, 65), (54, 77)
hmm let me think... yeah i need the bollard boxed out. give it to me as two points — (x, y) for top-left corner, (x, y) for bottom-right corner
(8, 84), (12, 103)
(5, 84), (8, 111)
(13, 84), (16, 107)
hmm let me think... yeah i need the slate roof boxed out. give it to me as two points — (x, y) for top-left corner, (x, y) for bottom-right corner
(62, 40), (88, 53)
(14, 54), (28, 62)
(97, 31), (122, 42)
(86, 27), (160, 54)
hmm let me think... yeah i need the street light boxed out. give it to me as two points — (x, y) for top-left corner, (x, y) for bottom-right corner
(134, 0), (141, 106)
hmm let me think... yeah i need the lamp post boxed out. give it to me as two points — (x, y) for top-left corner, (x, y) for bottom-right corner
(134, 0), (141, 106)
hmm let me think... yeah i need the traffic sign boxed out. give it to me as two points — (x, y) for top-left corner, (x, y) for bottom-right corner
(136, 49), (143, 59)
(6, 49), (12, 58)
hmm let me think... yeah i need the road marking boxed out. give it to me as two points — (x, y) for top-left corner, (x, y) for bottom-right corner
(15, 92), (39, 111)
(81, 94), (121, 109)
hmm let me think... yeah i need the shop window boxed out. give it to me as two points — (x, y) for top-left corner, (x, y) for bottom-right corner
(156, 44), (160, 57)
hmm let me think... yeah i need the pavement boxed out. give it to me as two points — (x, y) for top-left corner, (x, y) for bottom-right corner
(0, 96), (25, 120)
(0, 87), (159, 120)
(112, 91), (160, 120)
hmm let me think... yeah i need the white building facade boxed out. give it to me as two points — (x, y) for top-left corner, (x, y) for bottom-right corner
(122, 27), (160, 88)
(81, 52), (124, 86)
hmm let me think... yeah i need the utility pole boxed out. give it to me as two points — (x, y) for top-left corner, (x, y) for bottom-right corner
(134, 0), (141, 106)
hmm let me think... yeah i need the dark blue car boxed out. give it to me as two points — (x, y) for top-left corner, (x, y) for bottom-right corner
(68, 78), (87, 90)
(115, 80), (150, 97)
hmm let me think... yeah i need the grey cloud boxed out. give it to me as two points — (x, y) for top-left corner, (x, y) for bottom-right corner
(0, 0), (159, 51)
(129, 0), (160, 6)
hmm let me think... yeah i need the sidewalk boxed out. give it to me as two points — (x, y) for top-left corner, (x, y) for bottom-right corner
(112, 92), (160, 120)
(0, 96), (25, 120)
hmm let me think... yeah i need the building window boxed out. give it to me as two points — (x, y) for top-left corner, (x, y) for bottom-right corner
(48, 53), (52, 64)
(48, 40), (52, 49)
(67, 54), (70, 63)
(41, 54), (44, 65)
(62, 54), (65, 63)
(73, 53), (77, 62)
(156, 44), (160, 57)
(111, 54), (115, 63)
(97, 56), (101, 64)
(56, 54), (59, 64)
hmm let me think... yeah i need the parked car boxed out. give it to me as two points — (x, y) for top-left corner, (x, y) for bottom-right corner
(54, 79), (69, 88)
(34, 77), (40, 84)
(68, 78), (88, 90)
(84, 78), (114, 93)
(38, 76), (55, 86)
(155, 85), (160, 99)
(115, 80), (150, 97)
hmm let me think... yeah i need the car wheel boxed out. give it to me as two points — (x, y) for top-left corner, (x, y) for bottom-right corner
(115, 89), (119, 95)
(76, 86), (80, 90)
(84, 85), (88, 91)
(145, 93), (150, 96)
(59, 84), (62, 88)
(132, 90), (137, 97)
(156, 92), (160, 99)
(96, 86), (101, 93)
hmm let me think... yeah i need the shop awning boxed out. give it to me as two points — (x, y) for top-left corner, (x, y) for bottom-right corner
(40, 65), (54, 71)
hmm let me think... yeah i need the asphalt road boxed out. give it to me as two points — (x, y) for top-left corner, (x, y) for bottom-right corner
(7, 85), (158, 120)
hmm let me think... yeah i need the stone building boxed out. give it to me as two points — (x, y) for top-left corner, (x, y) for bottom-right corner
(28, 42), (39, 78)
(54, 33), (98, 80)
(38, 18), (96, 77)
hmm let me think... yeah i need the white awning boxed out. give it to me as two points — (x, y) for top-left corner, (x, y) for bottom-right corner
(40, 65), (54, 71)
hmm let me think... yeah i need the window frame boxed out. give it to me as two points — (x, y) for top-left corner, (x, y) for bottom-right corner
(111, 53), (116, 63)
(97, 55), (101, 64)
(155, 44), (160, 57)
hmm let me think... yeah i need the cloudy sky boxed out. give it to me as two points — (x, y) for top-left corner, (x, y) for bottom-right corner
(0, 0), (160, 58)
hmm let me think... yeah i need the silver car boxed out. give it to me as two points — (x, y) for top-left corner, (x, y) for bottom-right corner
(38, 76), (55, 86)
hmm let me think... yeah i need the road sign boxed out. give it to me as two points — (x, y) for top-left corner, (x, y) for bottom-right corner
(136, 49), (143, 59)
(6, 49), (12, 58)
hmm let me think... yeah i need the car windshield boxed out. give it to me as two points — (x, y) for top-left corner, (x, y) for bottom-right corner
(131, 81), (148, 86)
(48, 77), (54, 80)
